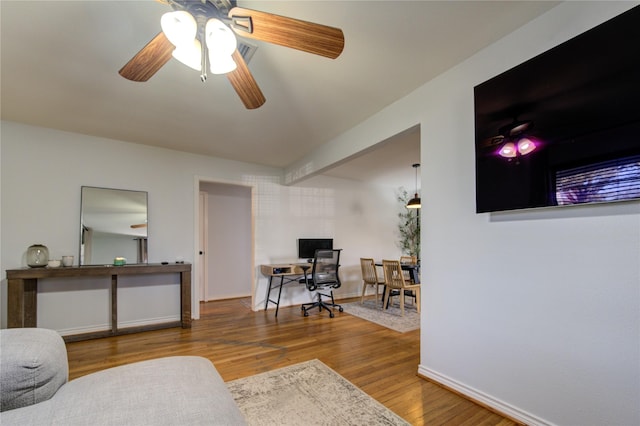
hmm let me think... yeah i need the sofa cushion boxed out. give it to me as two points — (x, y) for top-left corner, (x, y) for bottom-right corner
(0, 328), (68, 412)
(1, 356), (246, 425)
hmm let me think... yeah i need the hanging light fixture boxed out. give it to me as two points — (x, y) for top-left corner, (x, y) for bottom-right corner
(205, 18), (238, 75)
(496, 119), (539, 159)
(161, 11), (197, 47)
(498, 137), (538, 158)
(171, 39), (202, 71)
(160, 10), (237, 79)
(406, 163), (421, 209)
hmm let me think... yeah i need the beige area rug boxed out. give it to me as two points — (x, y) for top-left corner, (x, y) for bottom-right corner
(227, 359), (409, 426)
(341, 299), (420, 333)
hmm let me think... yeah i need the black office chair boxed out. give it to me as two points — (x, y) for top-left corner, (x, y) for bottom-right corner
(301, 249), (344, 318)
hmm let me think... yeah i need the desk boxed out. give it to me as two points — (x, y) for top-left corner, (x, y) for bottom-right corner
(260, 264), (311, 317)
(5, 263), (191, 342)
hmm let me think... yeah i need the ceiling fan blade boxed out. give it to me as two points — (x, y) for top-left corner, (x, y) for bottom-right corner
(226, 50), (266, 109)
(119, 32), (174, 82)
(479, 135), (505, 149)
(229, 7), (344, 59)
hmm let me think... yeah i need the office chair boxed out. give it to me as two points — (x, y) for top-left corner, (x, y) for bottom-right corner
(301, 249), (344, 318)
(359, 258), (385, 306)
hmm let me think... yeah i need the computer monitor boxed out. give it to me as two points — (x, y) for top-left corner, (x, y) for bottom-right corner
(297, 238), (333, 261)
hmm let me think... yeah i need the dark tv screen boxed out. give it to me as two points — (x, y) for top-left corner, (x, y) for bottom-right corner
(298, 238), (333, 260)
(474, 6), (640, 213)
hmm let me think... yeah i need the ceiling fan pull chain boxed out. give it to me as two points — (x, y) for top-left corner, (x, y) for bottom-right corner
(200, 21), (208, 82)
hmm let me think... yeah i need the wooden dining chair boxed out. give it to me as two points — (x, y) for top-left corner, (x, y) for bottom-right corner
(359, 258), (385, 306)
(382, 259), (420, 316)
(400, 255), (417, 264)
(400, 256), (418, 282)
(399, 255), (419, 305)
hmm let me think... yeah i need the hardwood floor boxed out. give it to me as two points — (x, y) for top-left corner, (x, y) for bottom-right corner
(66, 297), (517, 425)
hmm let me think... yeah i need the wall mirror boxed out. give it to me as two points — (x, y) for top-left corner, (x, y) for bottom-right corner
(80, 186), (148, 265)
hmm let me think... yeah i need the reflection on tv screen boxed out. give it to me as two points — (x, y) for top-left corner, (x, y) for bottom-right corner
(556, 155), (640, 205)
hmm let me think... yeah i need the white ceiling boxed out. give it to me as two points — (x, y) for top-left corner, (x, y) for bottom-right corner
(0, 1), (558, 187)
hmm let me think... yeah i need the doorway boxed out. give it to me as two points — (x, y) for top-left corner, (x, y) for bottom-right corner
(197, 181), (253, 304)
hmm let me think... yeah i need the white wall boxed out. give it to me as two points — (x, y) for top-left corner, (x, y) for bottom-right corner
(286, 2), (640, 425)
(0, 121), (285, 329)
(1, 121), (403, 329)
(252, 173), (403, 310)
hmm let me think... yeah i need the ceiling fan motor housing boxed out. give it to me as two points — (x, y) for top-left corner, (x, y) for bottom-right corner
(169, 0), (233, 23)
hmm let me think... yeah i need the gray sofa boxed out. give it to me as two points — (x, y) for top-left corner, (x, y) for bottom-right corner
(0, 328), (246, 425)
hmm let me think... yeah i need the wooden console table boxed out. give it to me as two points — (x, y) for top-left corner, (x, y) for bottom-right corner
(5, 263), (191, 342)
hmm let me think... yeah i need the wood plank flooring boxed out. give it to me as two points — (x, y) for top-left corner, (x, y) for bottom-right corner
(66, 297), (518, 425)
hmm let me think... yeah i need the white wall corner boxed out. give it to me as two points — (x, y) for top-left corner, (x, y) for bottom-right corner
(417, 364), (554, 426)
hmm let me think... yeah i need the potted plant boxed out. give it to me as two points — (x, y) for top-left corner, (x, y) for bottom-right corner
(396, 188), (420, 261)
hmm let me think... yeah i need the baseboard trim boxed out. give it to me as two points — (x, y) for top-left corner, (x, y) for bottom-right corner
(57, 316), (180, 336)
(417, 365), (552, 426)
(58, 324), (111, 336)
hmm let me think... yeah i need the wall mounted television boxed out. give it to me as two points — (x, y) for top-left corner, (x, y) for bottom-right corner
(474, 6), (640, 213)
(298, 238), (333, 261)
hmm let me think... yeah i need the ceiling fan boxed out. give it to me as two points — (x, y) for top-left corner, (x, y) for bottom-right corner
(119, 0), (345, 109)
(479, 118), (538, 158)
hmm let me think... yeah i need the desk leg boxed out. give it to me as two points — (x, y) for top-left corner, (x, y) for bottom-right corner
(274, 276), (285, 317)
(264, 276), (274, 311)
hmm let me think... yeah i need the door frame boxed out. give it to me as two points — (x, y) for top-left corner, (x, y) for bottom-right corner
(193, 176), (255, 319)
(198, 191), (209, 302)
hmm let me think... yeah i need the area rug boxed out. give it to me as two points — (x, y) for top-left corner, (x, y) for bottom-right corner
(341, 299), (420, 333)
(227, 359), (409, 426)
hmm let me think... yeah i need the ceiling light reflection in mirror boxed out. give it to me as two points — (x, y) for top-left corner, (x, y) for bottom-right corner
(80, 186), (148, 265)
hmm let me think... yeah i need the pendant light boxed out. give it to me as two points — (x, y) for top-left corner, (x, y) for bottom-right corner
(406, 163), (421, 209)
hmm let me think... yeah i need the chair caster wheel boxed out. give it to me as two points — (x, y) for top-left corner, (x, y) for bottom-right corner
(339, 307), (344, 312)
(304, 311), (309, 317)
(329, 313), (335, 318)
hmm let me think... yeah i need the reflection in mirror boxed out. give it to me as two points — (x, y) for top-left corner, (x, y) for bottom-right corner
(80, 186), (148, 265)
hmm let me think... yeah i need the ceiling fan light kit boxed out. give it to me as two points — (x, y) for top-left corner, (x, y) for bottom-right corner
(171, 39), (202, 71)
(494, 119), (538, 159)
(161, 11), (197, 46)
(205, 18), (238, 74)
(119, 0), (345, 109)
